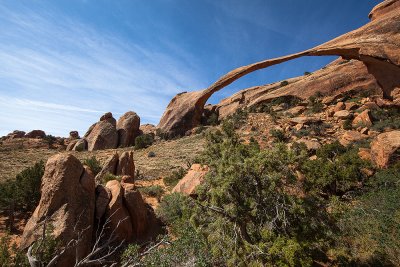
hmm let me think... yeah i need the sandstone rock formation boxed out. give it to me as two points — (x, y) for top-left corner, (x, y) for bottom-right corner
(105, 180), (133, 242)
(73, 138), (87, 151)
(85, 112), (118, 151)
(69, 131), (80, 139)
(116, 151), (135, 179)
(21, 154), (95, 266)
(370, 130), (400, 168)
(158, 0), (400, 137)
(25, 130), (46, 139)
(95, 152), (119, 182)
(117, 111), (140, 147)
(352, 109), (373, 127)
(172, 164), (209, 196)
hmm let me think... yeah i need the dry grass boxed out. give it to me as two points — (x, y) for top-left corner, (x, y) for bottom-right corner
(0, 134), (205, 182)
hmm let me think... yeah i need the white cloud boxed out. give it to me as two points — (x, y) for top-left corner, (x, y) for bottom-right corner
(0, 3), (204, 137)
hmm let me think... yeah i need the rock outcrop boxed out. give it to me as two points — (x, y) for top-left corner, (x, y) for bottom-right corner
(21, 154), (95, 267)
(25, 130), (46, 139)
(85, 113), (118, 151)
(117, 111), (140, 147)
(105, 180), (133, 242)
(158, 0), (400, 137)
(370, 130), (400, 168)
(172, 164), (209, 196)
(95, 152), (135, 183)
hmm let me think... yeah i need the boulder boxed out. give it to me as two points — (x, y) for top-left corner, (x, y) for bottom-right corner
(105, 180), (133, 242)
(116, 151), (135, 179)
(296, 138), (321, 151)
(352, 110), (373, 127)
(334, 102), (345, 112)
(69, 131), (80, 139)
(73, 139), (87, 151)
(286, 106), (306, 115)
(86, 113), (118, 151)
(117, 111), (140, 147)
(339, 131), (368, 146)
(172, 164), (209, 196)
(6, 130), (25, 139)
(289, 116), (321, 125)
(66, 139), (78, 151)
(345, 102), (358, 111)
(100, 112), (117, 126)
(21, 154), (95, 266)
(370, 131), (400, 168)
(25, 130), (46, 139)
(95, 153), (119, 183)
(334, 110), (351, 119)
(139, 124), (157, 136)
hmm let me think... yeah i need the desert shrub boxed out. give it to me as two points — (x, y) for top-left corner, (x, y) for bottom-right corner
(163, 167), (186, 188)
(223, 108), (248, 130)
(0, 161), (44, 230)
(135, 134), (154, 149)
(371, 107), (400, 131)
(0, 235), (28, 266)
(139, 185), (164, 201)
(292, 128), (311, 138)
(155, 128), (168, 140)
(195, 125), (206, 134)
(30, 224), (60, 266)
(83, 156), (102, 176)
(193, 126), (332, 266)
(121, 193), (211, 266)
(269, 128), (287, 142)
(336, 166), (400, 266)
(280, 80), (289, 87)
(206, 112), (219, 126)
(304, 71), (312, 75)
(301, 142), (370, 196)
(308, 95), (324, 113)
(156, 192), (192, 226)
(342, 118), (353, 130)
(43, 135), (57, 148)
(148, 151), (156, 157)
(102, 173), (121, 184)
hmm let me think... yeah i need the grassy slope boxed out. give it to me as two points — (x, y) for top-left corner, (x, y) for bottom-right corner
(0, 134), (205, 183)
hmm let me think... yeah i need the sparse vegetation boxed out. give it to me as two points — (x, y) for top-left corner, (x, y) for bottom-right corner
(0, 161), (44, 230)
(371, 107), (400, 131)
(83, 156), (102, 176)
(148, 151), (156, 157)
(308, 94), (324, 113)
(139, 185), (165, 201)
(163, 166), (186, 188)
(135, 134), (154, 149)
(102, 173), (121, 184)
(280, 80), (289, 87)
(269, 128), (287, 141)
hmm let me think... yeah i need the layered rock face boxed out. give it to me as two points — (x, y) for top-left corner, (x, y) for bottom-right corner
(20, 154), (96, 267)
(158, 0), (400, 137)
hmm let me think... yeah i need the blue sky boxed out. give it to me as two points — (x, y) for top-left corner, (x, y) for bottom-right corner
(0, 0), (379, 137)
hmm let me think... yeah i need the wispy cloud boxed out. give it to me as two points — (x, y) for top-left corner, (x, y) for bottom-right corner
(0, 3), (204, 137)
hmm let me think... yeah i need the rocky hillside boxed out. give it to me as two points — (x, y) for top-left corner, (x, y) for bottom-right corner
(0, 1), (399, 266)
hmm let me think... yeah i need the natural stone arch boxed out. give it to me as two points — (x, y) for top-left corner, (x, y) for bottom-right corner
(158, 0), (400, 137)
